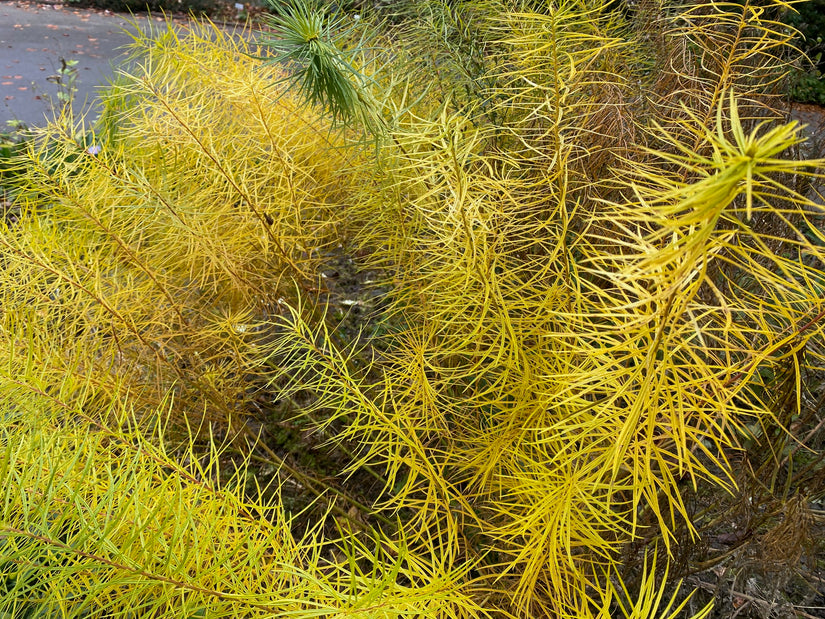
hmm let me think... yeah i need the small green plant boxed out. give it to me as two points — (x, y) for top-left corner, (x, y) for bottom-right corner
(257, 0), (383, 134)
(46, 58), (79, 109)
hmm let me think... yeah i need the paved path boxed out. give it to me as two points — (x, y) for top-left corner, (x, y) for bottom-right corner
(0, 1), (176, 127)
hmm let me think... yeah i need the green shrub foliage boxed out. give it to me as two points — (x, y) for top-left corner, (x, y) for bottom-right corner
(1, 1), (825, 617)
(784, 0), (825, 104)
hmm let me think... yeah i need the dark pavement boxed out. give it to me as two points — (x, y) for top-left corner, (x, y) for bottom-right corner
(0, 1), (167, 127)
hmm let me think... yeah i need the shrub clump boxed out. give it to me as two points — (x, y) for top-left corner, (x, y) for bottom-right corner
(2, 2), (825, 618)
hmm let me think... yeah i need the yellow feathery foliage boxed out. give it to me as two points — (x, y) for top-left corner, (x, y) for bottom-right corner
(1, 23), (355, 430)
(0, 370), (483, 618)
(2, 1), (824, 618)
(332, 0), (825, 615)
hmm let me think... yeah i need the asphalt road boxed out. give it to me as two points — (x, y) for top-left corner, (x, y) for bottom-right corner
(0, 1), (166, 127)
